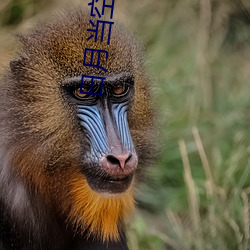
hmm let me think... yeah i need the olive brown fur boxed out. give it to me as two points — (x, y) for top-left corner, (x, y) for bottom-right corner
(0, 9), (154, 250)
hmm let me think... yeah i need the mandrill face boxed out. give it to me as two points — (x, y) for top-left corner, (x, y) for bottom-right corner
(63, 72), (138, 195)
(0, 10), (154, 243)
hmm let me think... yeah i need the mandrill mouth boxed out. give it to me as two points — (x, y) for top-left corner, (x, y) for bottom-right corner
(81, 151), (138, 194)
(82, 166), (135, 194)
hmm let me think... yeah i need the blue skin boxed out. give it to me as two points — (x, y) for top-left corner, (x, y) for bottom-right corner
(77, 103), (135, 162)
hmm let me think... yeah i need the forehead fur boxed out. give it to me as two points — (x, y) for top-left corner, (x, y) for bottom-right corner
(16, 10), (142, 82)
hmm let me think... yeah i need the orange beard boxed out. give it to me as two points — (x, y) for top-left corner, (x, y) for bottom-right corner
(67, 174), (135, 242)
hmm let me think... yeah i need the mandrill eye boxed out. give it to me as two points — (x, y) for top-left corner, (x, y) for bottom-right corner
(113, 84), (128, 96)
(74, 87), (90, 99)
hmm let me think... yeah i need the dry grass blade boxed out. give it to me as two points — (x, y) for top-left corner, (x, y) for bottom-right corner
(178, 139), (203, 249)
(192, 126), (214, 195)
(241, 191), (250, 250)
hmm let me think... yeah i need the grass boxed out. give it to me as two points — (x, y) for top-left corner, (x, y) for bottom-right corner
(125, 0), (250, 249)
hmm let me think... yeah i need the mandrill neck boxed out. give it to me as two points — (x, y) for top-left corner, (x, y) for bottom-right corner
(74, 232), (129, 250)
(0, 161), (129, 250)
(0, 196), (129, 250)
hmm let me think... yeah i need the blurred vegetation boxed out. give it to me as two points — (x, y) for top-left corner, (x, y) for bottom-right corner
(0, 0), (52, 26)
(1, 0), (250, 249)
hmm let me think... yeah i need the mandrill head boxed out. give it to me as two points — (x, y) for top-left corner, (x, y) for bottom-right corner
(0, 9), (154, 242)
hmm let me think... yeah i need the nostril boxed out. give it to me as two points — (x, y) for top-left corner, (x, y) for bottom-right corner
(106, 155), (120, 165)
(100, 153), (137, 174)
(125, 154), (132, 164)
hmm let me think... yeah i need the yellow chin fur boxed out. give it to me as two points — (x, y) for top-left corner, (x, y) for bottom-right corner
(68, 175), (135, 242)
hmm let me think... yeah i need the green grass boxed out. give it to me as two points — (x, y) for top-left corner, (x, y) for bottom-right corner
(126, 1), (250, 249)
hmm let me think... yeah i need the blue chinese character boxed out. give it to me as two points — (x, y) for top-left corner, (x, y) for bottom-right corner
(88, 0), (115, 19)
(87, 20), (114, 45)
(83, 48), (108, 72)
(80, 75), (105, 96)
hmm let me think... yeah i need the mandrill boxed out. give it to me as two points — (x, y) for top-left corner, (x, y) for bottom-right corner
(0, 9), (154, 250)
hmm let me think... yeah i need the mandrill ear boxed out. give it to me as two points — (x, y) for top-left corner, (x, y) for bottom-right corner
(10, 58), (21, 72)
(10, 34), (29, 73)
(9, 57), (27, 75)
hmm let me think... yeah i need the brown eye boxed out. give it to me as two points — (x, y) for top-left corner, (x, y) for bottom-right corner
(113, 85), (126, 96)
(74, 87), (90, 98)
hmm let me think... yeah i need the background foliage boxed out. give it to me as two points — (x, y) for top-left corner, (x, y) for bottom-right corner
(1, 0), (250, 249)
